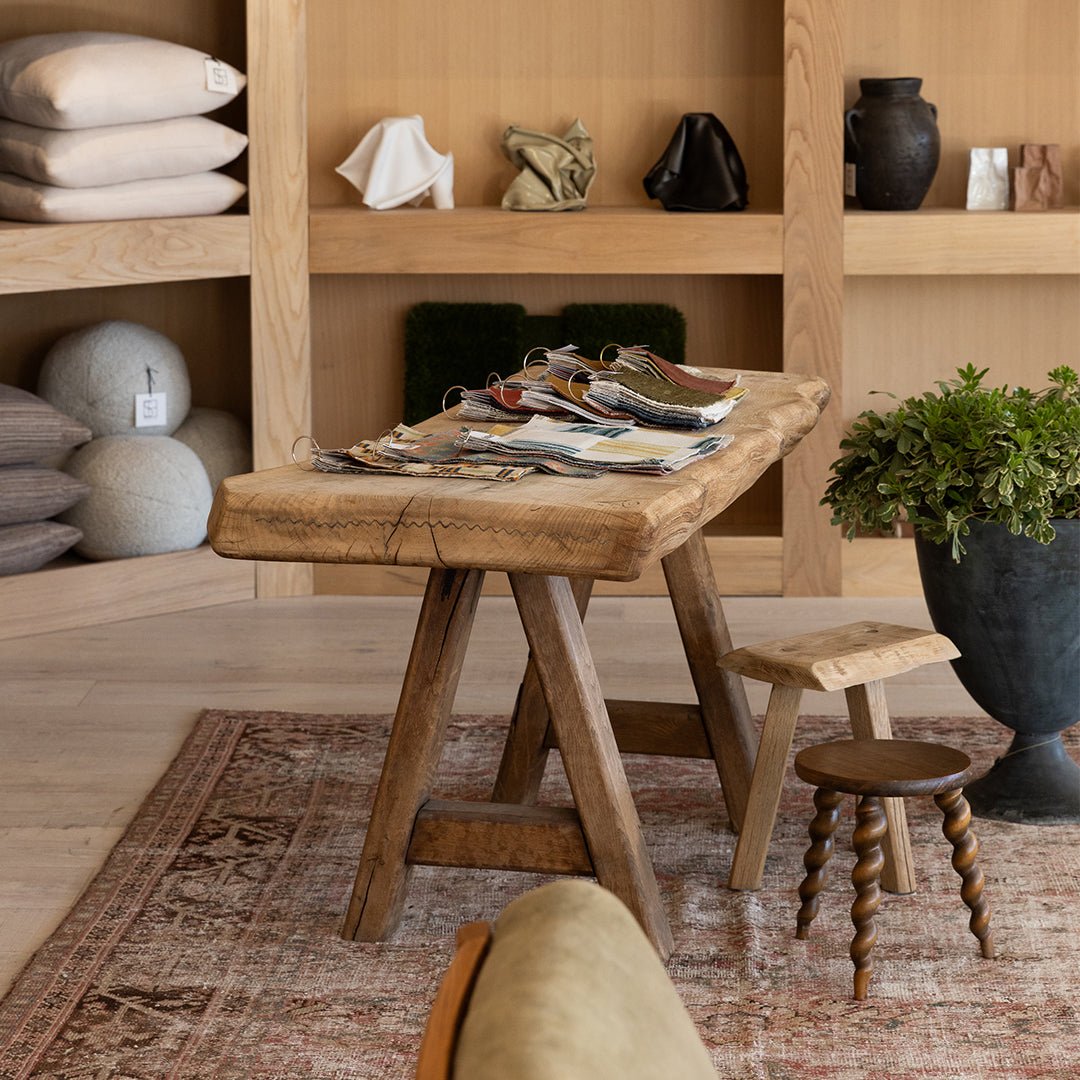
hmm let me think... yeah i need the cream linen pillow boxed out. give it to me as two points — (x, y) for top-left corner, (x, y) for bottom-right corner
(0, 32), (245, 130)
(0, 171), (246, 222)
(0, 116), (247, 188)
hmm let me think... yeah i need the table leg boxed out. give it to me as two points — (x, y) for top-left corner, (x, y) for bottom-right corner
(492, 576), (593, 804)
(509, 572), (674, 959)
(662, 528), (755, 832)
(342, 566), (484, 941)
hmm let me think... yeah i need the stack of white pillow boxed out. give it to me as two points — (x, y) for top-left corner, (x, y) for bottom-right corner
(0, 31), (247, 223)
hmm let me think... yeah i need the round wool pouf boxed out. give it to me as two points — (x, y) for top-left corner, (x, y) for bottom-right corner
(38, 320), (191, 437)
(172, 406), (252, 493)
(60, 435), (212, 560)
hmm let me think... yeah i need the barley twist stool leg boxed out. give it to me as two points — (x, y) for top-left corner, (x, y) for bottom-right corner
(796, 787), (843, 940)
(850, 794), (887, 1000)
(935, 788), (995, 960)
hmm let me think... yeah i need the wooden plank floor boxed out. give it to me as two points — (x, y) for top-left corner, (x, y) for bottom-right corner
(0, 593), (985, 996)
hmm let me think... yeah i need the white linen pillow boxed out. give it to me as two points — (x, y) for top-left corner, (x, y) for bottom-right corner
(0, 116), (247, 188)
(0, 171), (246, 222)
(0, 32), (246, 130)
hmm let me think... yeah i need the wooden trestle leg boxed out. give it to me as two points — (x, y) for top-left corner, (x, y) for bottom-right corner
(509, 572), (674, 959)
(492, 576), (594, 804)
(342, 567), (484, 942)
(662, 528), (756, 832)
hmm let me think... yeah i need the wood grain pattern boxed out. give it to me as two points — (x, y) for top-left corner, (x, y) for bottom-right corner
(343, 567), (484, 941)
(843, 276), (1080, 428)
(782, 0), (845, 597)
(935, 788), (995, 960)
(662, 529), (757, 831)
(849, 793), (886, 1000)
(407, 800), (593, 875)
(0, 547), (253, 643)
(492, 578), (592, 804)
(845, 209), (1080, 275)
(599, 700), (712, 759)
(793, 739), (977, 797)
(719, 620), (960, 692)
(845, 680), (916, 895)
(208, 369), (829, 582)
(309, 207), (783, 275)
(509, 572), (674, 958)
(247, 0), (314, 599)
(0, 218), (251, 296)
(314, 534), (785, 597)
(795, 785), (843, 939)
(728, 683), (803, 889)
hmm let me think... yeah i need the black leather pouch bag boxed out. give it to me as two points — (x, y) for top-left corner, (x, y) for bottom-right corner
(643, 112), (749, 211)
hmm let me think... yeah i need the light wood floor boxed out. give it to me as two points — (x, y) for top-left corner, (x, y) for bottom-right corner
(0, 592), (987, 997)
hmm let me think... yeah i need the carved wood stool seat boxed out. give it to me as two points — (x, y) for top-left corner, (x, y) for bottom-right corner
(719, 621), (959, 893)
(793, 738), (995, 1000)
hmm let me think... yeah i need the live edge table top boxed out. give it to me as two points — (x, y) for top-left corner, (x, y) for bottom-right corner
(208, 369), (830, 582)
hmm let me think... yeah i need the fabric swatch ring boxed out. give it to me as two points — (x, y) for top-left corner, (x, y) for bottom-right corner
(522, 346), (549, 378)
(441, 385), (467, 414)
(291, 434), (320, 470)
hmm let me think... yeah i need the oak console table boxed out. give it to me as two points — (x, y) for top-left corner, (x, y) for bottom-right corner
(208, 369), (830, 958)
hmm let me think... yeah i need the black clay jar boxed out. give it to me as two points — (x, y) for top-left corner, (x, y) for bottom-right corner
(845, 77), (940, 210)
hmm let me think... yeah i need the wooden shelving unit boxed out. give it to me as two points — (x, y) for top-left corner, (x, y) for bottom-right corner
(0, 0), (264, 634)
(2, 0), (1078, 635)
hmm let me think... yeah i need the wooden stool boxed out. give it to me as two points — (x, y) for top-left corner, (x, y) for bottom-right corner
(793, 738), (995, 1000)
(719, 621), (960, 893)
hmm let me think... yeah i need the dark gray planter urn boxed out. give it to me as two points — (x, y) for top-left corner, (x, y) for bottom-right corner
(914, 518), (1079, 823)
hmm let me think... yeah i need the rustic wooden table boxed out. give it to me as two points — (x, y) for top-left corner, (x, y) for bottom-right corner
(208, 369), (830, 958)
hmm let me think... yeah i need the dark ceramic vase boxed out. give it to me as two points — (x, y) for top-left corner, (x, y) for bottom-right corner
(914, 519), (1080, 823)
(845, 77), (940, 210)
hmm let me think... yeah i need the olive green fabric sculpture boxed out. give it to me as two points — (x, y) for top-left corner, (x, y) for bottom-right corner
(500, 119), (596, 211)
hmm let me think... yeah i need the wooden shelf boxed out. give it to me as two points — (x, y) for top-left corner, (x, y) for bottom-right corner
(0, 215), (251, 295)
(0, 545), (255, 642)
(844, 208), (1080, 276)
(309, 206), (784, 276)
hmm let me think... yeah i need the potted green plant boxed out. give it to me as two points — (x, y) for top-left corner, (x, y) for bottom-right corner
(823, 363), (1080, 823)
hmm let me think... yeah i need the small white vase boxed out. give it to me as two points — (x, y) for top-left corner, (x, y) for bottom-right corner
(966, 147), (1008, 211)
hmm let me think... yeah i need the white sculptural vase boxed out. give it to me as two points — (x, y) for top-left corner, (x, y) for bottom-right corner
(336, 115), (454, 210)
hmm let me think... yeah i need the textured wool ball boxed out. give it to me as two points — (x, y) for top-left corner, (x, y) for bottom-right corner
(60, 435), (212, 560)
(38, 320), (191, 437)
(172, 406), (252, 493)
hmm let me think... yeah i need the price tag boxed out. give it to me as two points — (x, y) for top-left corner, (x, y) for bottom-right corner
(204, 58), (238, 95)
(844, 162), (857, 198)
(135, 392), (168, 428)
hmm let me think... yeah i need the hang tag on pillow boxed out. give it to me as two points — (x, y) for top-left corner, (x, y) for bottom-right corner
(135, 392), (168, 428)
(204, 58), (239, 95)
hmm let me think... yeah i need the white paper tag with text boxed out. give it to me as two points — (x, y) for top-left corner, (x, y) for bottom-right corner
(204, 58), (238, 95)
(134, 392), (168, 428)
(844, 162), (857, 198)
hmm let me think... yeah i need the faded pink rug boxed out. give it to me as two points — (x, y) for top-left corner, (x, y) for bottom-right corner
(1, 710), (1078, 1078)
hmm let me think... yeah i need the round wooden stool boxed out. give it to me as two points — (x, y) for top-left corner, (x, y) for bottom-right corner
(793, 738), (995, 1000)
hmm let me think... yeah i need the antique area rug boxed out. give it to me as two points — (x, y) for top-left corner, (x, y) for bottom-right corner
(1, 709), (1078, 1079)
